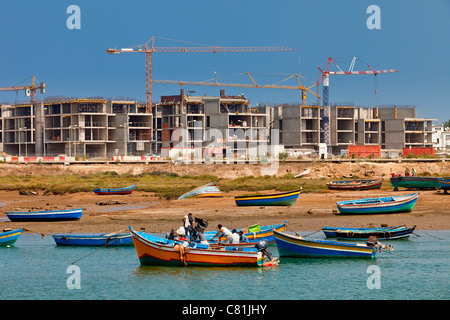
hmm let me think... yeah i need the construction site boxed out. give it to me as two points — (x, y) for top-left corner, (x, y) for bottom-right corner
(0, 38), (445, 161)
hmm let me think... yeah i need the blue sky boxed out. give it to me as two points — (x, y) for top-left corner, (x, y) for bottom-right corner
(0, 0), (449, 123)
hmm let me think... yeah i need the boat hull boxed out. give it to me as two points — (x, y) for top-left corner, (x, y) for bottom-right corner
(438, 177), (450, 192)
(52, 233), (133, 246)
(334, 226), (416, 240)
(336, 193), (419, 215)
(326, 179), (383, 191)
(273, 230), (376, 258)
(178, 182), (223, 199)
(235, 189), (301, 207)
(0, 228), (24, 246)
(93, 184), (135, 195)
(6, 208), (83, 222)
(390, 176), (439, 190)
(130, 228), (264, 267)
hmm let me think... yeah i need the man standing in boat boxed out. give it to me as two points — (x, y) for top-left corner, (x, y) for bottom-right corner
(183, 213), (195, 237)
(211, 224), (233, 244)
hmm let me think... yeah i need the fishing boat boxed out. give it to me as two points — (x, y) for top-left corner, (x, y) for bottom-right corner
(390, 176), (439, 190)
(6, 208), (83, 222)
(93, 184), (136, 195)
(273, 230), (379, 258)
(178, 181), (223, 199)
(438, 177), (450, 194)
(52, 232), (133, 246)
(234, 188), (302, 207)
(0, 228), (24, 246)
(326, 225), (416, 240)
(204, 222), (286, 243)
(336, 192), (419, 215)
(323, 225), (405, 238)
(326, 179), (383, 191)
(129, 227), (269, 267)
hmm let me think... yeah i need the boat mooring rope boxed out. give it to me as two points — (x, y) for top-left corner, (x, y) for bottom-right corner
(70, 237), (120, 265)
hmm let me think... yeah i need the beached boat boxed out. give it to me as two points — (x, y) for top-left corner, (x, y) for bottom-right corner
(178, 181), (223, 200)
(327, 225), (416, 240)
(93, 184), (136, 195)
(326, 179), (382, 191)
(234, 189), (302, 207)
(129, 227), (268, 267)
(0, 228), (24, 246)
(336, 192), (419, 215)
(6, 208), (83, 222)
(52, 232), (133, 246)
(204, 222), (286, 243)
(390, 176), (439, 190)
(438, 177), (450, 194)
(273, 230), (378, 258)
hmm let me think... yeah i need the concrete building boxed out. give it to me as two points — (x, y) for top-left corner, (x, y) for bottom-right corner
(0, 98), (153, 158)
(158, 90), (269, 161)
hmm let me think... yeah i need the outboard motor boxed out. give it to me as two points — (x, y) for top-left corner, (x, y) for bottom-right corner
(255, 239), (274, 261)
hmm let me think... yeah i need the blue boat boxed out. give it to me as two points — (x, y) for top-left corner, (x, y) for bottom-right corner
(52, 232), (133, 246)
(94, 184), (136, 195)
(273, 230), (378, 258)
(6, 208), (83, 222)
(336, 193), (419, 215)
(323, 225), (416, 240)
(438, 177), (450, 194)
(0, 228), (24, 246)
(323, 225), (408, 238)
(234, 188), (302, 207)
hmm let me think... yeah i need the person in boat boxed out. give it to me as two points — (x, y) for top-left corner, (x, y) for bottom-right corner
(182, 213), (195, 237)
(230, 229), (240, 244)
(238, 230), (249, 243)
(198, 229), (209, 245)
(211, 224), (233, 243)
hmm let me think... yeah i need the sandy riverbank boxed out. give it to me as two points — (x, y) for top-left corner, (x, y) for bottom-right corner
(1, 188), (449, 236)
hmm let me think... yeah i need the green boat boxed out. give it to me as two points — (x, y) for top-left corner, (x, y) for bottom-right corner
(390, 176), (439, 190)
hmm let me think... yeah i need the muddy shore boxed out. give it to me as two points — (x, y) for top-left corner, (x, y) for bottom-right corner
(1, 188), (449, 236)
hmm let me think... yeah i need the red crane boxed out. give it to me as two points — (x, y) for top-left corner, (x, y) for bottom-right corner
(106, 36), (294, 113)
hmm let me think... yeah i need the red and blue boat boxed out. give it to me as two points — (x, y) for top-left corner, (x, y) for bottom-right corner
(93, 184), (136, 195)
(326, 179), (383, 191)
(129, 227), (269, 267)
(234, 188), (302, 207)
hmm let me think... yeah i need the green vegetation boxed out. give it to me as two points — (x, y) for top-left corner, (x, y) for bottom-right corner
(0, 171), (328, 200)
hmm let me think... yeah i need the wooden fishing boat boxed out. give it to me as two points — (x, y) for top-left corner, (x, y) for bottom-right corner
(178, 181), (223, 199)
(336, 193), (419, 215)
(0, 228), (24, 246)
(323, 225), (405, 238)
(6, 208), (83, 222)
(273, 230), (377, 258)
(204, 222), (286, 243)
(326, 179), (382, 191)
(52, 232), (133, 246)
(332, 225), (416, 240)
(234, 188), (302, 207)
(438, 177), (450, 194)
(93, 184), (136, 195)
(129, 227), (267, 267)
(390, 176), (439, 190)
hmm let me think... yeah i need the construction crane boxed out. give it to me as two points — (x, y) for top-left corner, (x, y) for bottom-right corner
(316, 57), (398, 106)
(316, 57), (398, 152)
(106, 36), (295, 113)
(153, 72), (320, 105)
(0, 75), (46, 102)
